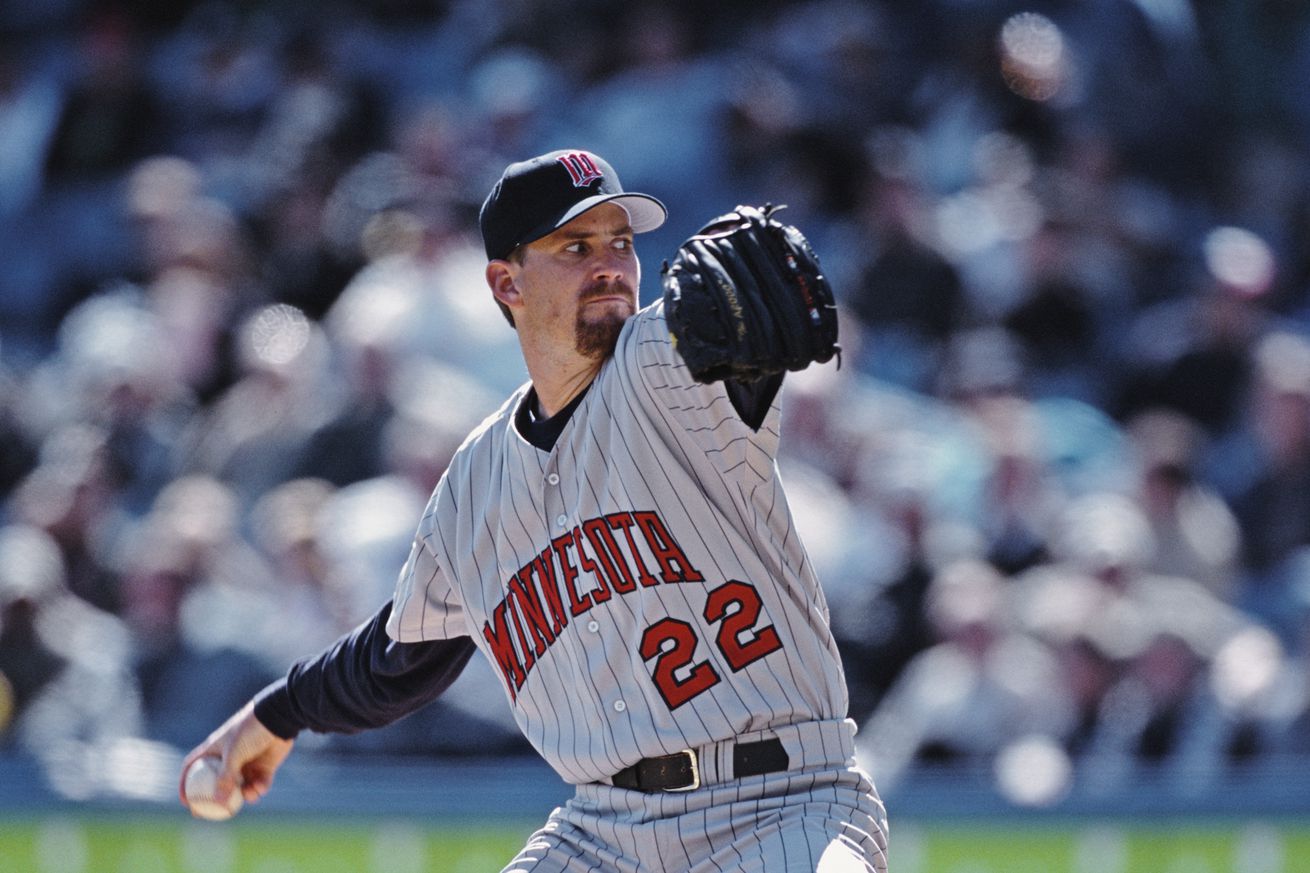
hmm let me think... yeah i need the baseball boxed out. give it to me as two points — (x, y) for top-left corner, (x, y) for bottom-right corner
(184, 756), (243, 821)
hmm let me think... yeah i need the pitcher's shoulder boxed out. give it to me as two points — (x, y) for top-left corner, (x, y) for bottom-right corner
(447, 383), (529, 465)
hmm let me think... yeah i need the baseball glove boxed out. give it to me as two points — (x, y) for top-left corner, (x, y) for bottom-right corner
(661, 204), (839, 384)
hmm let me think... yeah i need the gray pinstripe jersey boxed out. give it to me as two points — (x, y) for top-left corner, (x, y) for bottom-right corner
(387, 299), (849, 786)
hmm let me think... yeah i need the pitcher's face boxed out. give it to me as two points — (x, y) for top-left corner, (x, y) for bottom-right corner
(501, 203), (640, 360)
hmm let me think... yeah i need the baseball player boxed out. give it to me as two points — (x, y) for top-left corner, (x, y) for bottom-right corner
(180, 149), (889, 872)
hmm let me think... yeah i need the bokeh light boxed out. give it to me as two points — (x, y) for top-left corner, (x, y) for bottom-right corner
(1203, 226), (1276, 296)
(994, 733), (1073, 807)
(999, 12), (1070, 102)
(245, 303), (312, 368)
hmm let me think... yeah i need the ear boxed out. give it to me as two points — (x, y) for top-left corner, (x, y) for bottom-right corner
(486, 260), (523, 311)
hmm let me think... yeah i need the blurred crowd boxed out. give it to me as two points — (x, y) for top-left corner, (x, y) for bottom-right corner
(3, 0), (1310, 806)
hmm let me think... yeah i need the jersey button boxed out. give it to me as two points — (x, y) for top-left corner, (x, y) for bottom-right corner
(613, 700), (626, 713)
(555, 514), (569, 529)
(546, 473), (560, 485)
(587, 620), (600, 632)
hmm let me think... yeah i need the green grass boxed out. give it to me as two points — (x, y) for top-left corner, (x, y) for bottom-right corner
(890, 820), (1310, 873)
(0, 816), (533, 873)
(0, 815), (1307, 872)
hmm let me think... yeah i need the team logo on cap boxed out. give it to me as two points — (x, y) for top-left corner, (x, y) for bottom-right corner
(558, 152), (604, 187)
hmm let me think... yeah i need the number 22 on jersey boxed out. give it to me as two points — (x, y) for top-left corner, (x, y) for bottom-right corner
(638, 580), (784, 709)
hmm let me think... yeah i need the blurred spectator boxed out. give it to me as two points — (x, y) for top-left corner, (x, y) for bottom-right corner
(0, 45), (59, 217)
(378, 357), (504, 493)
(462, 46), (569, 182)
(1127, 408), (1242, 600)
(41, 13), (159, 186)
(291, 316), (399, 487)
(968, 393), (1067, 575)
(835, 482), (940, 724)
(0, 44), (63, 345)
(857, 559), (1074, 790)
(1276, 584), (1310, 754)
(1012, 492), (1252, 786)
(1113, 228), (1275, 437)
(236, 24), (389, 319)
(845, 171), (967, 391)
(21, 287), (195, 512)
(0, 361), (39, 498)
(114, 476), (278, 746)
(1230, 333), (1310, 566)
(248, 478), (358, 630)
(9, 424), (129, 612)
(148, 4), (281, 160)
(0, 524), (142, 757)
(115, 156), (264, 403)
(323, 196), (527, 395)
(178, 303), (334, 502)
(1224, 332), (1310, 643)
(1199, 622), (1307, 767)
(1000, 219), (1101, 402)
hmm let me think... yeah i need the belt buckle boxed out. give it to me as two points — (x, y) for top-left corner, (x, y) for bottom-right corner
(667, 749), (700, 792)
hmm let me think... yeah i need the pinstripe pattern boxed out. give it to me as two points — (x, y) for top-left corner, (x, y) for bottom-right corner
(387, 299), (887, 870)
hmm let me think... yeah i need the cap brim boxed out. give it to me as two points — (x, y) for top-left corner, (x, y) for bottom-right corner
(555, 192), (667, 235)
(503, 192), (668, 258)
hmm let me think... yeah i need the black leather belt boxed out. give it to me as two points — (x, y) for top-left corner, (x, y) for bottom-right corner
(610, 737), (789, 792)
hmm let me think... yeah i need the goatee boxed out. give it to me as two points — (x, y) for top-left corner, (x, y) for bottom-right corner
(574, 281), (634, 360)
(575, 309), (626, 360)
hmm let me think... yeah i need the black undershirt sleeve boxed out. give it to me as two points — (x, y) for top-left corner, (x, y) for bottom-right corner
(725, 373), (784, 431)
(253, 600), (476, 740)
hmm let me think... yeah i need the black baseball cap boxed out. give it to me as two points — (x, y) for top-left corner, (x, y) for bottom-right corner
(479, 149), (667, 261)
